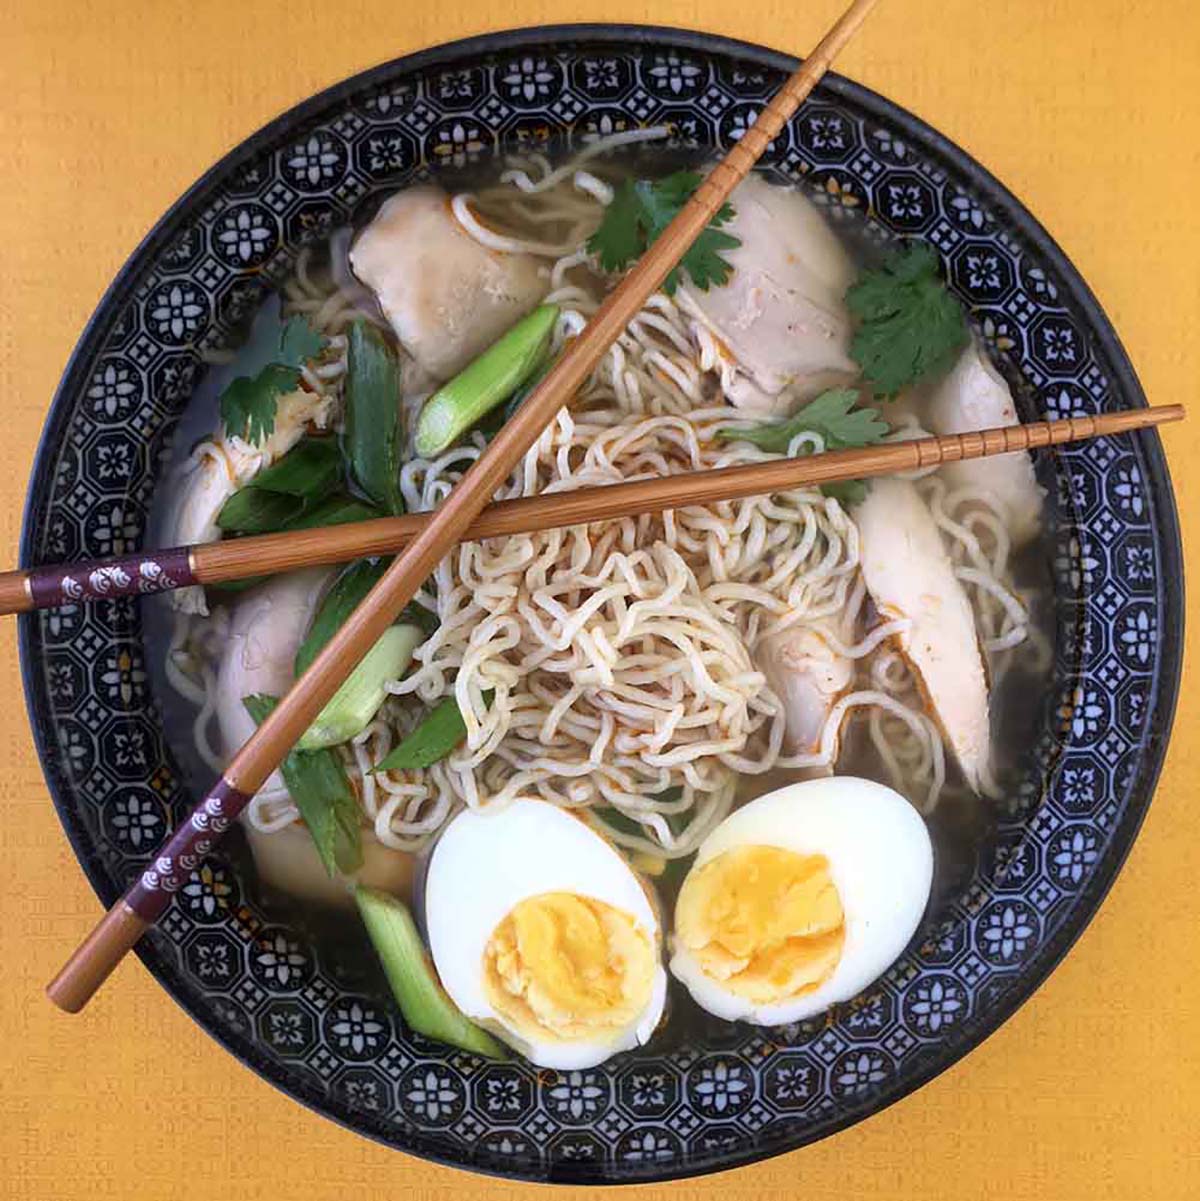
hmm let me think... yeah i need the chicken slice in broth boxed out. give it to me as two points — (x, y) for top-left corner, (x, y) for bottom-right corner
(855, 477), (991, 793)
(926, 340), (1045, 547)
(350, 185), (548, 382)
(677, 174), (858, 415)
(757, 617), (854, 756)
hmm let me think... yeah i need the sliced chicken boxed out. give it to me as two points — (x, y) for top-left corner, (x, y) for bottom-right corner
(926, 341), (1045, 547)
(217, 570), (416, 903)
(677, 174), (857, 415)
(215, 569), (332, 789)
(758, 618), (854, 756)
(167, 389), (332, 614)
(246, 821), (414, 910)
(350, 185), (547, 381)
(855, 478), (991, 792)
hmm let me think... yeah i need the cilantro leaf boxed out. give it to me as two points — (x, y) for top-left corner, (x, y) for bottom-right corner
(220, 363), (301, 445)
(718, 388), (889, 453)
(590, 181), (644, 274)
(587, 171), (740, 295)
(664, 226), (741, 294)
(717, 388), (889, 506)
(219, 315), (324, 445)
(845, 244), (968, 396)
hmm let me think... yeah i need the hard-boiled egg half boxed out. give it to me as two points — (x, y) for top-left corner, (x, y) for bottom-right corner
(670, 777), (933, 1025)
(425, 798), (667, 1069)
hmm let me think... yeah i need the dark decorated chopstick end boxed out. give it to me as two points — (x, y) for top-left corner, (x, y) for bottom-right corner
(124, 777), (253, 923)
(27, 547), (195, 612)
(46, 776), (253, 1013)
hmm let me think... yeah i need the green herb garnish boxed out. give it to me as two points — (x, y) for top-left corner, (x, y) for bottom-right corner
(719, 388), (889, 454)
(717, 388), (889, 506)
(344, 321), (405, 514)
(243, 692), (362, 877)
(216, 487), (307, 534)
(216, 437), (346, 534)
(845, 244), (968, 396)
(247, 436), (342, 497)
(587, 171), (741, 295)
(284, 495), (381, 531)
(220, 315), (324, 445)
(373, 691), (490, 774)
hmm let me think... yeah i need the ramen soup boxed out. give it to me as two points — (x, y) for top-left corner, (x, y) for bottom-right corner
(146, 129), (1053, 1068)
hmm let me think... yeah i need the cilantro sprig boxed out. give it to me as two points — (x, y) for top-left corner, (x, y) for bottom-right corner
(717, 388), (890, 506)
(220, 315), (325, 445)
(845, 244), (968, 397)
(587, 171), (741, 295)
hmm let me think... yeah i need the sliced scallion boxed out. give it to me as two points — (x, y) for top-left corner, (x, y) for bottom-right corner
(373, 695), (469, 773)
(414, 304), (558, 457)
(296, 624), (423, 751)
(247, 437), (342, 497)
(355, 887), (506, 1059)
(243, 692), (362, 877)
(344, 321), (404, 514)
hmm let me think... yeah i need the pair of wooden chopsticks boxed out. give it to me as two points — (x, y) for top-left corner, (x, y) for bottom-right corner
(4, 405), (1183, 618)
(42, 0), (1181, 1012)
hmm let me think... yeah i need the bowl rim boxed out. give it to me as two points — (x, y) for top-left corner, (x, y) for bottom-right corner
(18, 22), (1185, 1186)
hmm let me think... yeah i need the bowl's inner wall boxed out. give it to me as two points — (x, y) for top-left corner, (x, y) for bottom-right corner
(20, 30), (1179, 1185)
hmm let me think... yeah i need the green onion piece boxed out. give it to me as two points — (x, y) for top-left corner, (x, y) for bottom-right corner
(216, 438), (346, 533)
(354, 887), (506, 1059)
(344, 321), (404, 514)
(211, 496), (381, 590)
(217, 489), (376, 539)
(414, 304), (559, 457)
(296, 624), (423, 751)
(589, 805), (646, 841)
(295, 559), (390, 678)
(246, 437), (343, 498)
(373, 696), (469, 773)
(217, 487), (306, 534)
(243, 693), (362, 876)
(284, 495), (381, 530)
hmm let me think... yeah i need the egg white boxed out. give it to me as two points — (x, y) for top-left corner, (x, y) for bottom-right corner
(669, 776), (933, 1025)
(425, 798), (667, 1068)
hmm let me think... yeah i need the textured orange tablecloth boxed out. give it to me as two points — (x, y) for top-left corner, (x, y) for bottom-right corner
(1, 2), (1197, 1198)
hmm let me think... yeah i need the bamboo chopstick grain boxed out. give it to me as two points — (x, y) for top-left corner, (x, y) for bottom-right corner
(2, 403), (1184, 617)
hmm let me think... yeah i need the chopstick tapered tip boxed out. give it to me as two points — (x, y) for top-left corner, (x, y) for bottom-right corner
(1146, 403), (1186, 425)
(46, 901), (148, 1014)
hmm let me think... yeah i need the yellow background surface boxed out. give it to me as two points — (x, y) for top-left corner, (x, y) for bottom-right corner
(1, 2), (1196, 1198)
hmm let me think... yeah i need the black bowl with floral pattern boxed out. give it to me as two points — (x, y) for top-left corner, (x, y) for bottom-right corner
(19, 26), (1183, 1185)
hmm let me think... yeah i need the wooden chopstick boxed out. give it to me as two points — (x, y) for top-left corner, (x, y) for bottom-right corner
(44, 0), (881, 1012)
(7, 403), (1185, 618)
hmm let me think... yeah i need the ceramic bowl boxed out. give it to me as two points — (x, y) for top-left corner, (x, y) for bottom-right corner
(20, 26), (1183, 1185)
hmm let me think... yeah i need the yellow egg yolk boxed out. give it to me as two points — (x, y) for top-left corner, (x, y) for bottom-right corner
(675, 846), (845, 1003)
(482, 892), (656, 1043)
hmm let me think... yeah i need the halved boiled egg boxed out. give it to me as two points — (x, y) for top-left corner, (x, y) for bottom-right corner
(669, 777), (933, 1025)
(425, 798), (667, 1069)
